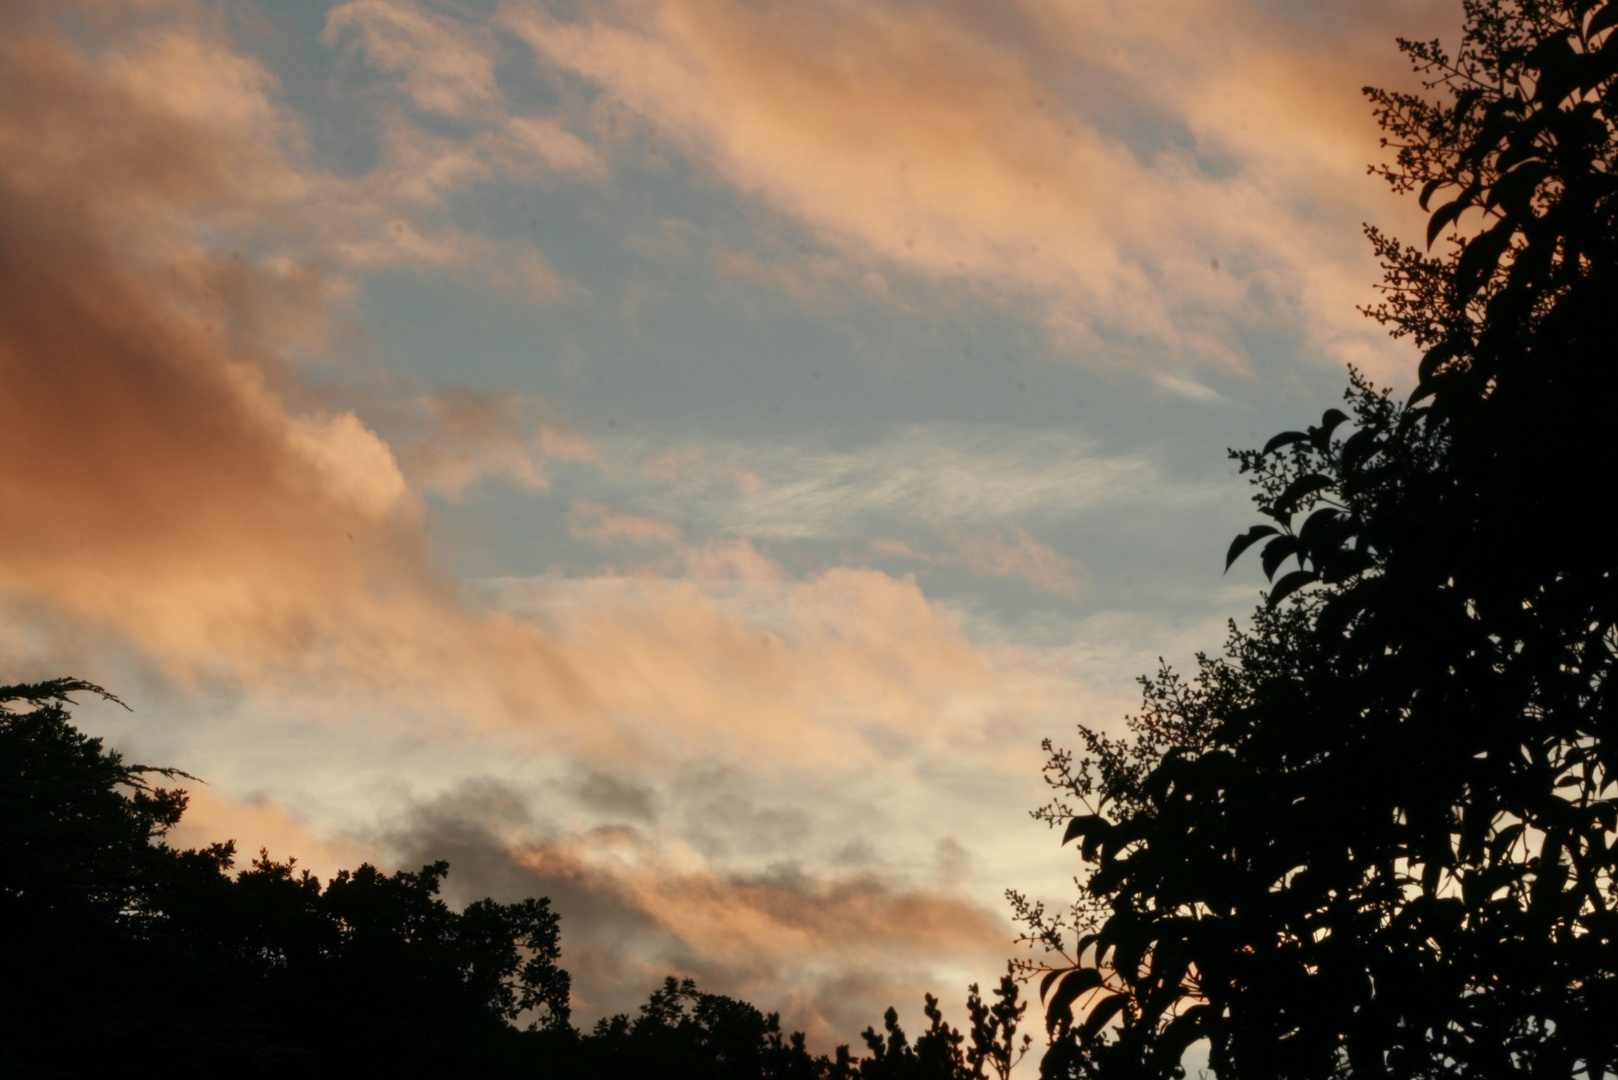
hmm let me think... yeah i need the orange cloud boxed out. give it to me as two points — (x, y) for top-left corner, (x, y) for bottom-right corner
(507, 0), (1445, 379)
(167, 784), (376, 885)
(0, 1), (1076, 780)
(386, 783), (1014, 1046)
(570, 501), (684, 546)
(491, 553), (1073, 773)
(393, 389), (597, 500)
(325, 0), (501, 117)
(515, 837), (1010, 1045)
(945, 525), (1083, 599)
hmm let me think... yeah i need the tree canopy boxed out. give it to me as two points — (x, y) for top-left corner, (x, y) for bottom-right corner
(1020, 2), (1618, 1077)
(0, 678), (1029, 1079)
(0, 678), (572, 1076)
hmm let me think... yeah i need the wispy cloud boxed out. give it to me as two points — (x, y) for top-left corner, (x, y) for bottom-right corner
(943, 525), (1084, 599)
(325, 0), (501, 117)
(629, 426), (1214, 541)
(570, 501), (683, 545)
(503, 0), (1447, 379)
(391, 389), (595, 500)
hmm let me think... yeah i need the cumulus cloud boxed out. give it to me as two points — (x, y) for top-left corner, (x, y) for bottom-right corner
(0, 3), (464, 679)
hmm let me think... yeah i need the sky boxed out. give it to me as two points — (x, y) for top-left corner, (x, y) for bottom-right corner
(0, 0), (1456, 1051)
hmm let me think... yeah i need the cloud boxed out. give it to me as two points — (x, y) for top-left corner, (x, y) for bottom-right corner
(503, 116), (610, 179)
(0, 2), (1076, 778)
(654, 426), (1210, 540)
(1152, 372), (1234, 404)
(0, 9), (429, 662)
(505, 0), (1446, 378)
(392, 389), (596, 500)
(642, 445), (763, 496)
(482, 548), (1074, 773)
(387, 779), (1014, 1047)
(570, 501), (683, 546)
(944, 525), (1083, 599)
(324, 0), (500, 117)
(0, 6), (1206, 1048)
(167, 784), (376, 884)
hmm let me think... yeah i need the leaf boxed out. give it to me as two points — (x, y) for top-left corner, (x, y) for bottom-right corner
(1314, 588), (1364, 638)
(1527, 32), (1581, 104)
(1417, 340), (1455, 386)
(1261, 534), (1302, 581)
(1307, 411), (1346, 450)
(1079, 993), (1130, 1039)
(1262, 430), (1308, 456)
(1591, 2), (1618, 36)
(1153, 1005), (1215, 1067)
(1045, 968), (1102, 1032)
(1225, 525), (1279, 572)
(1450, 86), (1485, 118)
(1455, 223), (1515, 299)
(1258, 505), (1294, 530)
(1340, 427), (1379, 472)
(1318, 547), (1374, 583)
(1267, 569), (1318, 608)
(1418, 177), (1447, 211)
(1274, 473), (1333, 514)
(1297, 506), (1341, 547)
(1062, 815), (1107, 847)
(1040, 966), (1074, 1002)
(1426, 198), (1468, 248)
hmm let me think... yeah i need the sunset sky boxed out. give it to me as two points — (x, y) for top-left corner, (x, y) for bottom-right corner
(1, 0), (1453, 1048)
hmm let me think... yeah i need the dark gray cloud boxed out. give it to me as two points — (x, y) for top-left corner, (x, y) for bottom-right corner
(383, 777), (1013, 1049)
(571, 769), (658, 824)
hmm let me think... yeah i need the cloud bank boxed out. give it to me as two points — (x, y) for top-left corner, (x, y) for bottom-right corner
(0, 2), (1076, 1035)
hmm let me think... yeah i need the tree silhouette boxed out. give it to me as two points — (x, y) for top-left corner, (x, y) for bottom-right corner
(1019, 2), (1618, 1077)
(0, 678), (1024, 1079)
(0, 678), (569, 1076)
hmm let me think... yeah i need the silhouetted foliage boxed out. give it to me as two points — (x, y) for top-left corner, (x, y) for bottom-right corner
(570, 975), (850, 1080)
(853, 978), (1031, 1080)
(1018, 2), (1618, 1077)
(0, 679), (1025, 1079)
(1, 678), (568, 1076)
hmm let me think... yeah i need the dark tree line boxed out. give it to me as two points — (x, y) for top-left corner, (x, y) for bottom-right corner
(1019, 2), (1618, 1077)
(0, 679), (1030, 1079)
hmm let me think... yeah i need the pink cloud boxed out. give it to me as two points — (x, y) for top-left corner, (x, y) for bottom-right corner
(0, 3), (1077, 782)
(945, 525), (1084, 599)
(394, 389), (594, 500)
(324, 0), (500, 117)
(167, 784), (376, 885)
(571, 502), (684, 546)
(507, 0), (1451, 380)
(383, 784), (1017, 1047)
